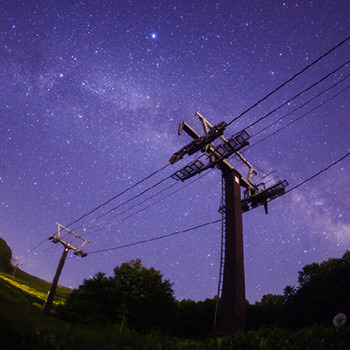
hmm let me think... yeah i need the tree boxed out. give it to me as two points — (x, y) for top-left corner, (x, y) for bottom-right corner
(0, 238), (12, 273)
(172, 298), (216, 337)
(285, 251), (350, 326)
(247, 294), (285, 328)
(60, 259), (175, 331)
(112, 259), (175, 330)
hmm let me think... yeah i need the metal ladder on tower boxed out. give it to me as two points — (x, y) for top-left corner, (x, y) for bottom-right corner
(213, 174), (226, 332)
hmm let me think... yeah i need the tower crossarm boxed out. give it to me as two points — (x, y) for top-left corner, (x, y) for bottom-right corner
(169, 120), (227, 164)
(241, 180), (288, 213)
(195, 112), (258, 181)
(49, 223), (90, 257)
(170, 113), (260, 197)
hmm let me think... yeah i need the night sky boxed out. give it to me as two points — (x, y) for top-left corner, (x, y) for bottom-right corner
(1, 0), (349, 303)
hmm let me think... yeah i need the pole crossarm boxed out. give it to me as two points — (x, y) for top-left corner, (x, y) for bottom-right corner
(195, 112), (258, 184)
(169, 121), (227, 164)
(44, 223), (91, 314)
(219, 179), (289, 215)
(171, 157), (212, 181)
(170, 129), (250, 182)
(49, 223), (90, 257)
(241, 180), (288, 214)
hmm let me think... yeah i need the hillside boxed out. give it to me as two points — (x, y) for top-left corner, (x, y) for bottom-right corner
(0, 244), (197, 349)
(1, 238), (350, 349)
(0, 238), (71, 303)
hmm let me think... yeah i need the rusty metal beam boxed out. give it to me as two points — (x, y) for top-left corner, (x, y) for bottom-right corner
(179, 121), (201, 139)
(216, 168), (246, 333)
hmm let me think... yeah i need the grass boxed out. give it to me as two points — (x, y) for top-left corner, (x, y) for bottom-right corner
(1, 272), (350, 349)
(10, 267), (71, 298)
(0, 275), (198, 350)
(0, 267), (71, 305)
(0, 273), (67, 306)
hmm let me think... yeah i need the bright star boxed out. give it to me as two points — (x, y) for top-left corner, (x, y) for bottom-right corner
(150, 32), (157, 39)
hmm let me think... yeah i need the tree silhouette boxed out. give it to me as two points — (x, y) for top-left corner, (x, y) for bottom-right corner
(60, 259), (175, 330)
(285, 251), (350, 326)
(0, 238), (12, 273)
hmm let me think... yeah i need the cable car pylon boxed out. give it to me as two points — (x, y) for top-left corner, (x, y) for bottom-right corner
(43, 223), (90, 314)
(169, 112), (288, 334)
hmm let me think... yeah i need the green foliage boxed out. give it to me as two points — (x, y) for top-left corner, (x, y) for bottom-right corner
(0, 276), (178, 350)
(260, 294), (284, 305)
(113, 259), (176, 330)
(172, 298), (216, 337)
(60, 259), (176, 330)
(4, 238), (350, 349)
(285, 251), (350, 326)
(248, 294), (285, 329)
(0, 238), (12, 273)
(297, 262), (321, 286)
(222, 326), (350, 350)
(283, 285), (296, 303)
(2, 240), (350, 349)
(14, 267), (71, 299)
(60, 259), (219, 337)
(248, 250), (350, 328)
(0, 237), (71, 302)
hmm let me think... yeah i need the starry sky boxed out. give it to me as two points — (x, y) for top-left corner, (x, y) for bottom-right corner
(1, 0), (349, 303)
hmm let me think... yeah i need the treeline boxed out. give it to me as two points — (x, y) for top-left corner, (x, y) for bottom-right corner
(57, 259), (216, 337)
(1, 238), (350, 348)
(249, 250), (350, 329)
(58, 251), (350, 336)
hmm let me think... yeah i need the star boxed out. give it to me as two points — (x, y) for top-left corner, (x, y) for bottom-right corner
(0, 0), (349, 304)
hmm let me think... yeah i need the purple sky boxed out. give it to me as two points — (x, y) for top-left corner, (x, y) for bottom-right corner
(1, 0), (349, 302)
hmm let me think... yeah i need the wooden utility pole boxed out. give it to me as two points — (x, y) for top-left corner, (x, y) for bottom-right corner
(43, 223), (90, 314)
(44, 246), (69, 313)
(169, 112), (287, 334)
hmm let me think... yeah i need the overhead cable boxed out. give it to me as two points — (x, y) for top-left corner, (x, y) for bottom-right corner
(29, 238), (50, 252)
(87, 219), (222, 255)
(251, 72), (350, 138)
(226, 35), (350, 127)
(66, 163), (170, 229)
(81, 181), (179, 234)
(284, 151), (350, 195)
(82, 172), (209, 235)
(85, 151), (350, 255)
(119, 172), (209, 222)
(244, 59), (350, 131)
(30, 163), (170, 252)
(86, 174), (173, 226)
(248, 84), (350, 150)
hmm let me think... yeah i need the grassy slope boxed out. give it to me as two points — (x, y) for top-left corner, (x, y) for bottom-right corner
(0, 237), (71, 305)
(0, 272), (68, 306)
(0, 274), (195, 350)
(3, 267), (71, 300)
(0, 243), (186, 349)
(1, 274), (350, 350)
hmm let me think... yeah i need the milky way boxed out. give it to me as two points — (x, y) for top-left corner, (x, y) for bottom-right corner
(1, 0), (349, 302)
